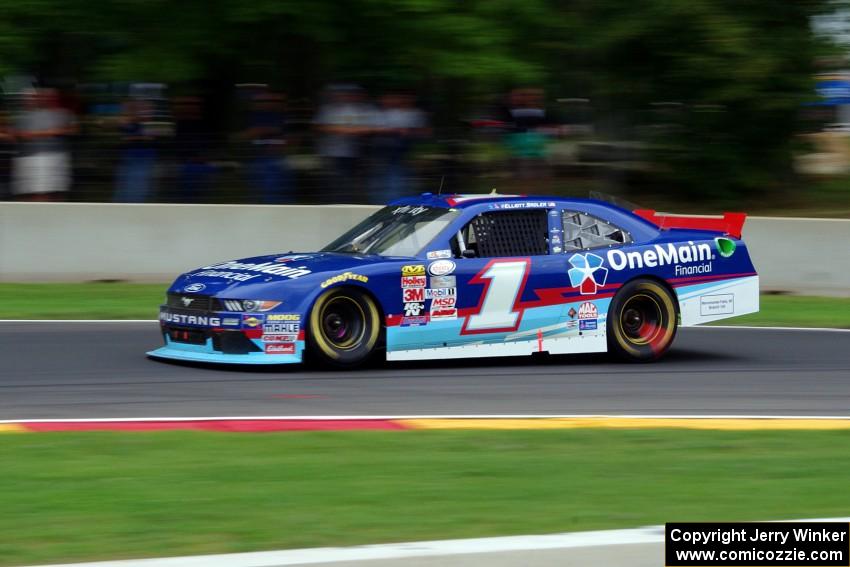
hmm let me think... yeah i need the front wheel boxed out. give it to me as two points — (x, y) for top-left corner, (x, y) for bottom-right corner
(607, 278), (678, 362)
(308, 288), (381, 368)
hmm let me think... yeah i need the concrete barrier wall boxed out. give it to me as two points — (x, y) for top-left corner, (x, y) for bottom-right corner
(743, 217), (850, 296)
(0, 203), (379, 282)
(1, 203), (848, 295)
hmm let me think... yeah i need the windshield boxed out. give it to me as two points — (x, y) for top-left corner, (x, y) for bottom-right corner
(322, 205), (459, 256)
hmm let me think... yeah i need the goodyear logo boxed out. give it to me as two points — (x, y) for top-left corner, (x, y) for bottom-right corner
(401, 264), (426, 276)
(320, 272), (369, 288)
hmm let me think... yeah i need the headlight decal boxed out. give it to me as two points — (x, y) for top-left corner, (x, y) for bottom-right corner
(242, 300), (282, 312)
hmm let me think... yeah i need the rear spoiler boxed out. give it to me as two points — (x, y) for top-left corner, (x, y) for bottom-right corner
(633, 210), (746, 239)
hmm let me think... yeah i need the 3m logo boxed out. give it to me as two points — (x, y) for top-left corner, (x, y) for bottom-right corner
(403, 288), (425, 302)
(568, 253), (608, 295)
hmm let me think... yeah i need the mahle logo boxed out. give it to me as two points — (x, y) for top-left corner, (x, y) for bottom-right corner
(568, 253), (609, 295)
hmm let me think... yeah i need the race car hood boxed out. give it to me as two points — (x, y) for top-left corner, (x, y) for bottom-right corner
(170, 252), (391, 296)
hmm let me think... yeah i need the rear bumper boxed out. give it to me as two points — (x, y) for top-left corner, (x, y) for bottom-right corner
(677, 275), (759, 326)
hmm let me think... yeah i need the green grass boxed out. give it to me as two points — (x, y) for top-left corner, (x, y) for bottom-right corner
(0, 283), (848, 328)
(0, 282), (163, 319)
(2, 429), (850, 565)
(710, 294), (850, 329)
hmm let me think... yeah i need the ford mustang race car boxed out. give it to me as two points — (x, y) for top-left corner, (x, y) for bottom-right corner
(148, 194), (758, 367)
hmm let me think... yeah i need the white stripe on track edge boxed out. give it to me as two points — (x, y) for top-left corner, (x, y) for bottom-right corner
(4, 414), (850, 424)
(696, 325), (850, 332)
(25, 518), (850, 567)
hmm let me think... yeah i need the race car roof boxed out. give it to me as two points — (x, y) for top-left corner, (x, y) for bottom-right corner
(388, 193), (746, 241)
(390, 193), (610, 210)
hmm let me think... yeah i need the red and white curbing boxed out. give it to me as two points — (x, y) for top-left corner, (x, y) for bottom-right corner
(4, 414), (850, 433)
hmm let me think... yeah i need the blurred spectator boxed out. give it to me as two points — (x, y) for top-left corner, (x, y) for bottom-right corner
(12, 89), (76, 202)
(370, 92), (429, 203)
(114, 99), (158, 202)
(240, 90), (292, 204)
(314, 85), (373, 197)
(173, 96), (214, 202)
(0, 111), (14, 200)
(504, 87), (549, 179)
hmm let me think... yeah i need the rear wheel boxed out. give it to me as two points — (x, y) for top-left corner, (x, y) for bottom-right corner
(607, 278), (678, 362)
(308, 288), (381, 368)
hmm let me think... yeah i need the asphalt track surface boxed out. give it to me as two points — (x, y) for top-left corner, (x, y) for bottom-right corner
(1, 322), (849, 420)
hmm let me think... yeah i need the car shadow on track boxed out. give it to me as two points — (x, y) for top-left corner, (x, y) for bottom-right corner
(145, 344), (746, 377)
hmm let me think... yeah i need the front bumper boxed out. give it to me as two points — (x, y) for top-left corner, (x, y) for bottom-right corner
(147, 340), (303, 365)
(148, 306), (305, 365)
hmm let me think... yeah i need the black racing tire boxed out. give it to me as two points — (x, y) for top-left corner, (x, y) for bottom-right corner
(307, 287), (381, 368)
(607, 278), (678, 362)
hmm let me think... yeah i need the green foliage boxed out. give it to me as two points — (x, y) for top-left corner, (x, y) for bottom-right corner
(0, 0), (841, 197)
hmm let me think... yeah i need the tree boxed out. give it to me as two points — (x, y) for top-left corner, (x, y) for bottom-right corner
(0, 0), (839, 200)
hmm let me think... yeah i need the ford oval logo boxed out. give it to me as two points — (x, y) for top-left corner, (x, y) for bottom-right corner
(428, 260), (456, 277)
(184, 283), (206, 293)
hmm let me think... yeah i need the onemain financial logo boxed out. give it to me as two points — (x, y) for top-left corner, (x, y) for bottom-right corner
(607, 241), (714, 276)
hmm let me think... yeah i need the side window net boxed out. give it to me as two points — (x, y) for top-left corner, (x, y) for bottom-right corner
(562, 211), (630, 251)
(470, 210), (549, 257)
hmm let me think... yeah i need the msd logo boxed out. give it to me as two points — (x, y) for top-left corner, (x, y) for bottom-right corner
(568, 253), (609, 295)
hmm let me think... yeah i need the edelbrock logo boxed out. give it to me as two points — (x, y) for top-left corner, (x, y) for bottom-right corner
(606, 241), (714, 276)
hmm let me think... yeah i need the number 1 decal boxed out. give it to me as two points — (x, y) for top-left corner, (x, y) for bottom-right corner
(462, 259), (531, 334)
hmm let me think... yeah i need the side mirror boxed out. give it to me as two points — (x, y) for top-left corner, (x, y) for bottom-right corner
(461, 249), (476, 259)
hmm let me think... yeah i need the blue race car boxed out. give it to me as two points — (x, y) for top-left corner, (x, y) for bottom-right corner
(148, 194), (758, 367)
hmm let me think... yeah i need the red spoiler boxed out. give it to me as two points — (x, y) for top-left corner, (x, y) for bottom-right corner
(633, 209), (747, 239)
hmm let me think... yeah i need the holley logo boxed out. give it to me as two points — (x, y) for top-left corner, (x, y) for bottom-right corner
(568, 253), (608, 295)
